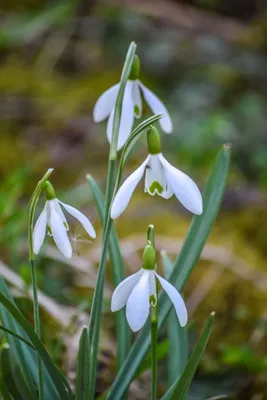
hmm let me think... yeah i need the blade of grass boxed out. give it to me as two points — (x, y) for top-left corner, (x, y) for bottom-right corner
(162, 251), (188, 386)
(161, 312), (215, 400)
(0, 347), (26, 400)
(0, 277), (59, 400)
(76, 327), (90, 400)
(0, 292), (73, 399)
(0, 324), (35, 350)
(107, 144), (231, 399)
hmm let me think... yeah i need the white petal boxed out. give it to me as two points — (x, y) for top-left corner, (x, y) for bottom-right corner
(149, 272), (157, 297)
(159, 154), (203, 215)
(48, 201), (72, 258)
(145, 155), (166, 196)
(132, 80), (142, 118)
(33, 204), (48, 254)
(160, 184), (173, 199)
(107, 81), (135, 150)
(111, 269), (144, 312)
(139, 81), (172, 134)
(53, 199), (69, 230)
(155, 272), (188, 327)
(93, 84), (119, 122)
(126, 270), (150, 332)
(59, 201), (96, 239)
(110, 156), (150, 219)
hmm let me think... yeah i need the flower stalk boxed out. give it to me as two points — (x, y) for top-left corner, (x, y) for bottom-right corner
(147, 225), (158, 400)
(87, 42), (137, 400)
(28, 168), (53, 400)
(151, 302), (158, 400)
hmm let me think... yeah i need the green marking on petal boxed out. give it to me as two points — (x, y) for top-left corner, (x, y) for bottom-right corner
(134, 105), (140, 116)
(149, 294), (157, 307)
(47, 226), (52, 236)
(63, 221), (68, 230)
(149, 181), (163, 194)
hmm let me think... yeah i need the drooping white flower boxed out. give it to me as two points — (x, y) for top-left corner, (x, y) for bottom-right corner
(111, 242), (188, 332)
(93, 55), (172, 150)
(111, 125), (203, 219)
(33, 181), (96, 258)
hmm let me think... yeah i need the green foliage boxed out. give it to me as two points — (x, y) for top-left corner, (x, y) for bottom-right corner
(76, 327), (90, 400)
(162, 312), (215, 400)
(106, 145), (230, 399)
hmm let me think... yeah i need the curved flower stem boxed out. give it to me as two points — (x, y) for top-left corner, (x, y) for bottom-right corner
(150, 302), (158, 400)
(87, 160), (115, 399)
(30, 259), (44, 400)
(28, 168), (53, 400)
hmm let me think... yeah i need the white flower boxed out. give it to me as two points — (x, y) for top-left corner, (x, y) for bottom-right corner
(93, 80), (172, 150)
(33, 199), (96, 258)
(111, 268), (188, 332)
(110, 153), (203, 219)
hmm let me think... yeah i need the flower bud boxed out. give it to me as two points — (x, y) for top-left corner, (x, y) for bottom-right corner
(44, 181), (56, 200)
(129, 55), (140, 80)
(142, 242), (156, 270)
(147, 126), (161, 155)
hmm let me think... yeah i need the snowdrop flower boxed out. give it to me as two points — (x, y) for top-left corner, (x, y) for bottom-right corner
(111, 126), (203, 219)
(111, 242), (187, 332)
(33, 181), (96, 258)
(93, 55), (172, 150)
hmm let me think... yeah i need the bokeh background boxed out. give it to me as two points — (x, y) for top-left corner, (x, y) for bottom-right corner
(1, 0), (267, 398)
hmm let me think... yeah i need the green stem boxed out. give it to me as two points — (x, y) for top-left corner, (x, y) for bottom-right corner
(150, 304), (158, 400)
(87, 161), (116, 400)
(30, 260), (44, 400)
(87, 43), (136, 399)
(28, 169), (53, 399)
(147, 224), (155, 246)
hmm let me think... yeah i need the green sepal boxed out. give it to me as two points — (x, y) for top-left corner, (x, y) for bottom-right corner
(129, 55), (140, 80)
(142, 243), (156, 270)
(44, 181), (56, 200)
(147, 126), (161, 155)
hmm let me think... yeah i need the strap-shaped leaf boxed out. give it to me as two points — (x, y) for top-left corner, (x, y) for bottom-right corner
(162, 251), (188, 387)
(76, 327), (90, 400)
(107, 144), (231, 399)
(0, 291), (73, 399)
(161, 312), (215, 400)
(0, 277), (59, 399)
(0, 347), (34, 400)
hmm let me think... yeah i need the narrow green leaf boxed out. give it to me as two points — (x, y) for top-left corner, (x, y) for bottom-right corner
(87, 175), (130, 371)
(162, 312), (215, 400)
(0, 292), (73, 399)
(110, 42), (137, 159)
(0, 346), (32, 400)
(0, 277), (59, 399)
(76, 327), (90, 400)
(107, 145), (231, 399)
(0, 377), (15, 400)
(162, 251), (188, 386)
(136, 339), (169, 378)
(0, 324), (35, 350)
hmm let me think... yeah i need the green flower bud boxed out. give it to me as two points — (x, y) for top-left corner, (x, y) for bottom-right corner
(129, 55), (140, 80)
(142, 242), (156, 270)
(44, 181), (56, 200)
(147, 126), (161, 155)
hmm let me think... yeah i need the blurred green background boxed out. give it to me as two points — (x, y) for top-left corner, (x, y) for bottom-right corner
(1, 0), (267, 398)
